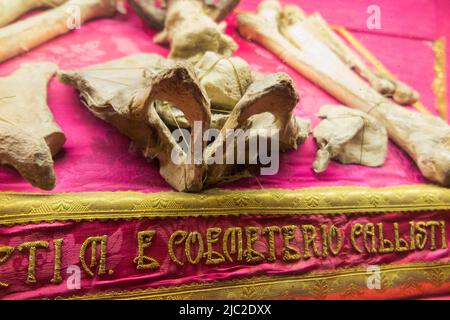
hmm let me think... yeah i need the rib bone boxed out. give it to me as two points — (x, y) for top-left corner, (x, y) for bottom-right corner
(237, 0), (450, 186)
(0, 0), (68, 27)
(0, 63), (66, 190)
(0, 0), (124, 64)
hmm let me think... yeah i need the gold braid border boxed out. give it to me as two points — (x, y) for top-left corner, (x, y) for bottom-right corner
(433, 38), (448, 121)
(61, 261), (450, 300)
(0, 185), (449, 226)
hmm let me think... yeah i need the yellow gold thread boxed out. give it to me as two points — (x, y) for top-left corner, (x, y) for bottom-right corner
(244, 227), (265, 263)
(223, 227), (243, 262)
(50, 239), (63, 284)
(432, 38), (448, 121)
(18, 241), (49, 285)
(263, 226), (281, 262)
(79, 236), (108, 277)
(0, 246), (14, 288)
(281, 225), (301, 262)
(301, 225), (321, 258)
(205, 228), (225, 265)
(58, 261), (450, 300)
(168, 230), (187, 266)
(185, 232), (204, 265)
(134, 230), (160, 270)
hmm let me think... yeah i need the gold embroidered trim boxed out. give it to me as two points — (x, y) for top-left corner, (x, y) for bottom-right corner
(433, 38), (448, 121)
(59, 261), (450, 300)
(0, 185), (449, 226)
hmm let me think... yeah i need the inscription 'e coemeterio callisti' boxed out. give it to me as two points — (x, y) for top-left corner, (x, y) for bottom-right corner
(0, 220), (446, 289)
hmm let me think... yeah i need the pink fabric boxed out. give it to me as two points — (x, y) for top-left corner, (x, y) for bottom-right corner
(0, 210), (449, 299)
(0, 0), (447, 193)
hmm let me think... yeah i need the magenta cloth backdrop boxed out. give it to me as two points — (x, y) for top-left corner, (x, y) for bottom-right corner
(0, 0), (447, 193)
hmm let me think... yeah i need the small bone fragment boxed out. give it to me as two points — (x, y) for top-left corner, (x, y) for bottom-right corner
(0, 63), (66, 190)
(237, 0), (450, 186)
(58, 54), (211, 192)
(0, 0), (124, 64)
(0, 0), (67, 27)
(130, 0), (239, 31)
(196, 51), (253, 112)
(154, 0), (237, 61)
(285, 8), (419, 105)
(312, 105), (388, 173)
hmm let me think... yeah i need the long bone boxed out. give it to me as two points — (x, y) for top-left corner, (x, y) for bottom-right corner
(58, 54), (211, 192)
(129, 0), (239, 31)
(283, 7), (419, 105)
(0, 0), (124, 64)
(0, 0), (68, 27)
(237, 0), (450, 186)
(0, 63), (66, 190)
(153, 0), (237, 61)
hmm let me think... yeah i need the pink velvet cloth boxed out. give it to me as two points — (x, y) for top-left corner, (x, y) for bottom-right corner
(1, 211), (449, 299)
(0, 0), (447, 193)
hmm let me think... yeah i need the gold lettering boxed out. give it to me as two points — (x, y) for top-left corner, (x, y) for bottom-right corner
(79, 236), (109, 277)
(0, 246), (14, 288)
(440, 221), (447, 249)
(185, 232), (204, 265)
(364, 223), (377, 253)
(321, 225), (328, 257)
(328, 225), (343, 256)
(415, 222), (427, 250)
(18, 241), (49, 284)
(409, 221), (416, 250)
(223, 227), (243, 262)
(427, 221), (440, 250)
(205, 228), (225, 265)
(168, 230), (187, 266)
(351, 223), (363, 253)
(301, 225), (320, 259)
(134, 230), (160, 270)
(281, 225), (301, 262)
(378, 223), (394, 253)
(394, 223), (409, 252)
(50, 239), (63, 284)
(263, 226), (281, 262)
(244, 227), (265, 263)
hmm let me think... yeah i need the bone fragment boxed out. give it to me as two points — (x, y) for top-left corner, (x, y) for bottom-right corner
(0, 0), (124, 64)
(0, 0), (68, 27)
(0, 63), (66, 190)
(312, 105), (387, 173)
(58, 54), (211, 192)
(154, 0), (237, 61)
(237, 0), (450, 186)
(196, 51), (253, 112)
(282, 7), (419, 105)
(204, 73), (309, 186)
(130, 0), (239, 31)
(59, 53), (310, 191)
